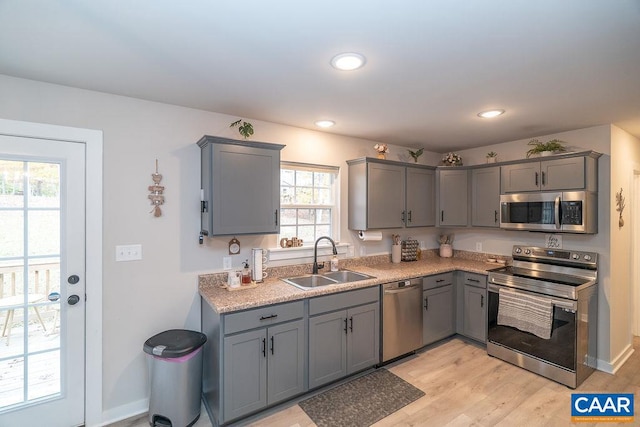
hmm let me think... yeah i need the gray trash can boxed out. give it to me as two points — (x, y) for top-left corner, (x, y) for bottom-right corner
(143, 329), (207, 427)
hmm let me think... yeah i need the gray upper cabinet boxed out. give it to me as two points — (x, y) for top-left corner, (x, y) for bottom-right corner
(406, 166), (436, 227)
(471, 166), (500, 227)
(437, 168), (469, 226)
(501, 153), (599, 193)
(198, 136), (285, 236)
(348, 158), (435, 230)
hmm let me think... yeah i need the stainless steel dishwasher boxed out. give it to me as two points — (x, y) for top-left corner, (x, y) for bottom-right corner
(381, 278), (423, 362)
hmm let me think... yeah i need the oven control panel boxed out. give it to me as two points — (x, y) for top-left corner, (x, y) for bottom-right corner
(512, 246), (597, 267)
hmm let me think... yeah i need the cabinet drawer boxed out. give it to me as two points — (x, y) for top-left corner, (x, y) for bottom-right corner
(423, 272), (454, 290)
(224, 301), (304, 335)
(461, 272), (487, 288)
(309, 286), (379, 316)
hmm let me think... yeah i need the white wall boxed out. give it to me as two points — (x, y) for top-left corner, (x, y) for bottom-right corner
(0, 74), (628, 421)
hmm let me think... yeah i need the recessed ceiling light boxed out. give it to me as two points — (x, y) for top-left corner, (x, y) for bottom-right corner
(315, 120), (335, 128)
(477, 109), (505, 118)
(330, 53), (366, 71)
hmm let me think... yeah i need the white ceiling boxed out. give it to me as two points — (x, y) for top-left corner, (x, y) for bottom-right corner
(1, 1), (639, 151)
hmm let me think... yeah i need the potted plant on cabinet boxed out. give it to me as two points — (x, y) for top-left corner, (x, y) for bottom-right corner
(230, 119), (254, 139)
(526, 139), (567, 158)
(408, 147), (424, 163)
(486, 151), (498, 163)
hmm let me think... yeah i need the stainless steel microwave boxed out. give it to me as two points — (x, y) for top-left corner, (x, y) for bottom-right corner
(500, 191), (597, 234)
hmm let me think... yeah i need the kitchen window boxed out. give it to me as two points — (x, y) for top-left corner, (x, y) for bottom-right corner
(279, 162), (339, 246)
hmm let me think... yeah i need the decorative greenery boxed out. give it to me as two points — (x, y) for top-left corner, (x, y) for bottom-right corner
(526, 138), (567, 158)
(442, 152), (462, 166)
(408, 148), (424, 163)
(487, 151), (498, 158)
(230, 119), (254, 139)
(374, 143), (389, 154)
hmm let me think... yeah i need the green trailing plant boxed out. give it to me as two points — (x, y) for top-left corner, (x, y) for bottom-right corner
(408, 147), (424, 163)
(526, 138), (567, 158)
(487, 151), (498, 158)
(230, 119), (254, 139)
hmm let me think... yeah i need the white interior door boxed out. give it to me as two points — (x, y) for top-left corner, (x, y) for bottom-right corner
(0, 135), (86, 427)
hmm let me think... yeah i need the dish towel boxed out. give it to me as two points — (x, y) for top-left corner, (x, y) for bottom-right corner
(497, 287), (553, 339)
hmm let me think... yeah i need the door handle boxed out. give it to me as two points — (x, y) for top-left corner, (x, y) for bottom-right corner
(535, 172), (539, 187)
(67, 295), (80, 305)
(408, 210), (412, 222)
(262, 338), (266, 357)
(494, 210), (498, 223)
(541, 171), (546, 186)
(270, 336), (274, 355)
(349, 317), (353, 332)
(424, 296), (429, 311)
(481, 295), (484, 308)
(401, 211), (405, 222)
(441, 210), (444, 222)
(344, 318), (348, 334)
(274, 210), (278, 226)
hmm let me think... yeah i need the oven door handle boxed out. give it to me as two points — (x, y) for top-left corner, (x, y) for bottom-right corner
(554, 195), (561, 230)
(488, 283), (577, 311)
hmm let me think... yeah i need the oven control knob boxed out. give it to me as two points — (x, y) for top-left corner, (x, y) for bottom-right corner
(524, 249), (531, 255)
(584, 254), (592, 261)
(572, 254), (580, 260)
(514, 247), (522, 254)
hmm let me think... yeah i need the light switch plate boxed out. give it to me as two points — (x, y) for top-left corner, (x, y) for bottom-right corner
(223, 256), (232, 270)
(115, 244), (142, 261)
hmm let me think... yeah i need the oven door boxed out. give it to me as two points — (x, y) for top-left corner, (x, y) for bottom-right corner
(500, 192), (561, 232)
(487, 284), (577, 371)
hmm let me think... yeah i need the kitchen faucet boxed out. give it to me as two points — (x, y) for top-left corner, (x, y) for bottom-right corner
(313, 236), (338, 274)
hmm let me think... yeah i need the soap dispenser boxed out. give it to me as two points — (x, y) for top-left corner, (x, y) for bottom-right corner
(241, 260), (252, 285)
(330, 255), (339, 272)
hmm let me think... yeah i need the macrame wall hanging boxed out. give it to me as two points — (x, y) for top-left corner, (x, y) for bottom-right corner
(148, 159), (165, 217)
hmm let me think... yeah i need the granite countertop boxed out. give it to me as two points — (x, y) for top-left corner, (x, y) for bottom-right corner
(199, 256), (503, 314)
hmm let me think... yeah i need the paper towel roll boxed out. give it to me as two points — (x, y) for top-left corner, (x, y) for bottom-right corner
(358, 230), (383, 241)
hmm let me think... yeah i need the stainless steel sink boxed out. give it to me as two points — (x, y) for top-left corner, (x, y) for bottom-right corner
(322, 270), (373, 283)
(281, 270), (374, 290)
(281, 275), (339, 289)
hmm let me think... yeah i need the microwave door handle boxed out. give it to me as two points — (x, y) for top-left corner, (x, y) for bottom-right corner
(555, 195), (561, 229)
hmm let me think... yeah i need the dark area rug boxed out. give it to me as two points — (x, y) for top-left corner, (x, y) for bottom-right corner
(298, 369), (425, 427)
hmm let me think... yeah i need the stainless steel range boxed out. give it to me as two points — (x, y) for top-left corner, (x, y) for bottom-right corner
(487, 246), (598, 388)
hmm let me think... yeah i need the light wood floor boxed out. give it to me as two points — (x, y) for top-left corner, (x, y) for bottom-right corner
(115, 336), (640, 427)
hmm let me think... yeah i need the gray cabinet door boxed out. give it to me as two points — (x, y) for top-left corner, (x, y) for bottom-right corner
(406, 167), (435, 227)
(471, 167), (500, 227)
(308, 310), (347, 389)
(211, 143), (281, 235)
(541, 157), (585, 190)
(438, 169), (468, 226)
(463, 285), (487, 343)
(346, 302), (380, 373)
(367, 162), (405, 229)
(267, 319), (305, 405)
(500, 162), (540, 193)
(223, 329), (267, 421)
(423, 285), (455, 346)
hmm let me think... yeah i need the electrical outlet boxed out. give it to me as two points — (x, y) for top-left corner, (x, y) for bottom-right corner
(419, 241), (425, 249)
(475, 242), (483, 252)
(115, 244), (142, 261)
(223, 256), (232, 270)
(348, 246), (355, 257)
(359, 246), (366, 256)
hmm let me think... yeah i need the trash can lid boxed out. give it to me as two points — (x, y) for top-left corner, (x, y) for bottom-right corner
(143, 329), (207, 358)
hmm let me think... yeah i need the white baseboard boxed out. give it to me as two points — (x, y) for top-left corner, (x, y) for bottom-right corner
(597, 344), (634, 374)
(97, 398), (148, 426)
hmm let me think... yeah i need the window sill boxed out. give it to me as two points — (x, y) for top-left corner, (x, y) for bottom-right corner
(268, 243), (350, 262)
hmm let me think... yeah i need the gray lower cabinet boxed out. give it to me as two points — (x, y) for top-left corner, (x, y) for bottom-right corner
(422, 283), (455, 346)
(202, 300), (305, 425)
(308, 287), (379, 389)
(459, 272), (487, 343)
